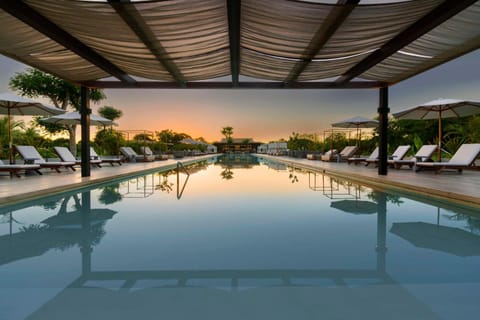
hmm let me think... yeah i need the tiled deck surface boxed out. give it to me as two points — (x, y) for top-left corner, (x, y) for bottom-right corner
(0, 154), (479, 207)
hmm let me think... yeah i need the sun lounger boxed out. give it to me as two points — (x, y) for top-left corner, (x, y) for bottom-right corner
(306, 153), (321, 160)
(322, 146), (358, 162)
(347, 147), (379, 165)
(54, 146), (102, 168)
(0, 159), (41, 177)
(16, 145), (76, 173)
(393, 145), (437, 169)
(415, 143), (480, 173)
(90, 147), (122, 166)
(366, 145), (410, 167)
(320, 149), (337, 161)
(120, 147), (155, 162)
(139, 146), (168, 161)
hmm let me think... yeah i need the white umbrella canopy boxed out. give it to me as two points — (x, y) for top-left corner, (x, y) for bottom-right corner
(392, 98), (480, 159)
(0, 92), (66, 163)
(331, 116), (379, 129)
(331, 116), (378, 146)
(40, 111), (115, 126)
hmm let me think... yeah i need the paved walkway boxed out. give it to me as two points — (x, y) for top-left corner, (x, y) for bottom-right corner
(1, 154), (479, 207)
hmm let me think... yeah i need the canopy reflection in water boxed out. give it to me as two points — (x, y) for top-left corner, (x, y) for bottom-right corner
(390, 222), (480, 257)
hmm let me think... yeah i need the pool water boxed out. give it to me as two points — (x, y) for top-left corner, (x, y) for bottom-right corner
(1, 154), (480, 319)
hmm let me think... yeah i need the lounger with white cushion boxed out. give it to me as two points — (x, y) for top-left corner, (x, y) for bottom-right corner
(322, 146), (359, 162)
(415, 143), (480, 173)
(16, 145), (76, 173)
(90, 147), (122, 166)
(120, 147), (155, 162)
(140, 146), (168, 161)
(393, 145), (437, 169)
(366, 145), (411, 167)
(0, 159), (41, 177)
(347, 147), (379, 165)
(320, 149), (337, 161)
(54, 146), (102, 168)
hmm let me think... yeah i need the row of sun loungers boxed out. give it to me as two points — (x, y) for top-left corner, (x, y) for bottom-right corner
(1, 145), (124, 178)
(348, 143), (480, 174)
(307, 143), (479, 174)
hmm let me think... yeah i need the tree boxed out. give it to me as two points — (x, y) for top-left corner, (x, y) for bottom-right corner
(98, 105), (123, 122)
(156, 129), (191, 145)
(9, 68), (105, 155)
(0, 117), (24, 158)
(221, 126), (233, 152)
(133, 133), (154, 141)
(221, 126), (233, 142)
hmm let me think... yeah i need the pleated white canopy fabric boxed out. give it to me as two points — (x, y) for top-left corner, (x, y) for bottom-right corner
(0, 0), (479, 85)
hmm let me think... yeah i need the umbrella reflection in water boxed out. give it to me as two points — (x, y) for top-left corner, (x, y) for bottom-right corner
(330, 199), (377, 215)
(390, 221), (480, 257)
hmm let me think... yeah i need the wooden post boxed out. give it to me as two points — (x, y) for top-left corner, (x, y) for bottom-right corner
(378, 87), (389, 175)
(80, 86), (91, 177)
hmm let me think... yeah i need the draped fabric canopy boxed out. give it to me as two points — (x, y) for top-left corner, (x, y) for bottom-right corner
(0, 0), (479, 88)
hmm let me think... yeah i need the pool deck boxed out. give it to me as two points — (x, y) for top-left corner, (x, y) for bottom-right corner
(0, 153), (479, 207)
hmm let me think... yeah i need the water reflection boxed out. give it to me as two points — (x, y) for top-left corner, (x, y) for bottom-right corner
(2, 157), (480, 319)
(0, 191), (112, 266)
(155, 173), (174, 193)
(215, 154), (260, 169)
(220, 167), (234, 180)
(330, 199), (377, 215)
(20, 192), (444, 320)
(98, 183), (123, 205)
(391, 221), (480, 257)
(120, 175), (155, 198)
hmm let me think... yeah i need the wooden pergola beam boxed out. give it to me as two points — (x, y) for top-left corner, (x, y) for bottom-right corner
(81, 80), (386, 89)
(227, 0), (241, 87)
(284, 0), (359, 85)
(336, 0), (478, 84)
(0, 0), (136, 84)
(108, 0), (186, 86)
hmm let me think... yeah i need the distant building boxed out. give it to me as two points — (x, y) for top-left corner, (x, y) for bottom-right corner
(257, 144), (268, 153)
(267, 141), (288, 155)
(213, 138), (262, 153)
(180, 138), (217, 153)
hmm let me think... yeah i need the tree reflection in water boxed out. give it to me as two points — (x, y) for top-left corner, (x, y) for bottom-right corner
(220, 168), (234, 180)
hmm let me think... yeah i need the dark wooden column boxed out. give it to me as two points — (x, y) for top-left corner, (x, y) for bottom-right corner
(378, 87), (389, 175)
(80, 86), (91, 177)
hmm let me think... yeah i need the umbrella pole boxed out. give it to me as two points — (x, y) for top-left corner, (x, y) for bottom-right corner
(356, 127), (360, 147)
(8, 108), (12, 164)
(438, 111), (442, 160)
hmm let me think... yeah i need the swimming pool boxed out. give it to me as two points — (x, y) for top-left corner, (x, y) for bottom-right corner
(1, 154), (480, 319)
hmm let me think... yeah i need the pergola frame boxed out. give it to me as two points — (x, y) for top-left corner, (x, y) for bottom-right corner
(0, 0), (478, 177)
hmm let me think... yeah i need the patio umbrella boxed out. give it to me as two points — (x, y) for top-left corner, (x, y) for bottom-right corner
(331, 116), (378, 146)
(40, 111), (115, 126)
(0, 92), (65, 163)
(392, 98), (480, 159)
(390, 222), (480, 257)
(330, 199), (377, 215)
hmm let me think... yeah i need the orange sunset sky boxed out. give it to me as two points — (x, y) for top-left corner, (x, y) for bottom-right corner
(1, 50), (479, 143)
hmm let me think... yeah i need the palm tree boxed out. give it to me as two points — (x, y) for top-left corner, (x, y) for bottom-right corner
(221, 126), (233, 152)
(0, 117), (24, 158)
